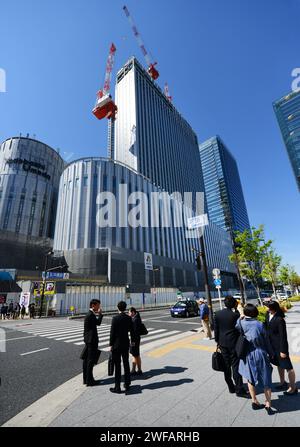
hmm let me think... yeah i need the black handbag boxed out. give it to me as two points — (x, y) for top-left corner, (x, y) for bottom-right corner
(235, 321), (250, 359)
(212, 347), (226, 372)
(108, 353), (114, 376)
(139, 322), (148, 336)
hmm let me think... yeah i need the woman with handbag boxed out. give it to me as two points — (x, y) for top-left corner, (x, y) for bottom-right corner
(235, 304), (274, 414)
(129, 307), (143, 376)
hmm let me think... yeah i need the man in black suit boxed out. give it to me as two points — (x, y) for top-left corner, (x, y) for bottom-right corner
(214, 296), (248, 397)
(83, 299), (103, 386)
(109, 301), (135, 394)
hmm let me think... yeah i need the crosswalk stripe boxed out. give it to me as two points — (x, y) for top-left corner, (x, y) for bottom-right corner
(24, 324), (110, 336)
(55, 329), (111, 341)
(73, 328), (164, 346)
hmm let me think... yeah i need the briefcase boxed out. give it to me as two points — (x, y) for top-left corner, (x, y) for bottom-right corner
(212, 347), (225, 372)
(108, 353), (114, 376)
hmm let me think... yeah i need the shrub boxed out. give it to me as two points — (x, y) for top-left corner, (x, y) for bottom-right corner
(257, 306), (268, 323)
(290, 296), (300, 302)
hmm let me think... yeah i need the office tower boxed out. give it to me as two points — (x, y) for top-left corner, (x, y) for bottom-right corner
(273, 90), (300, 191)
(114, 57), (204, 198)
(199, 136), (250, 234)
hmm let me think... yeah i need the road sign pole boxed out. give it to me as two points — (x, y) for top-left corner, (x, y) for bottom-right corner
(217, 286), (222, 310)
(199, 235), (214, 330)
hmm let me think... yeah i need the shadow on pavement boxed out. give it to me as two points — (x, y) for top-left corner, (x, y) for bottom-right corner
(126, 378), (194, 395)
(136, 365), (188, 380)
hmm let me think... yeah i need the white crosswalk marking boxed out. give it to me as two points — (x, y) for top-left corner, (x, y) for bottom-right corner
(10, 319), (182, 350)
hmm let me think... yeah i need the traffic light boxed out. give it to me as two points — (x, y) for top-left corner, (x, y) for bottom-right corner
(195, 254), (202, 271)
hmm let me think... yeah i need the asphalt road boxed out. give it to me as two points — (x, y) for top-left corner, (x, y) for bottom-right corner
(0, 308), (204, 425)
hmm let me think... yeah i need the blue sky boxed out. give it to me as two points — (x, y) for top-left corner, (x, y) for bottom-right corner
(1, 0), (299, 272)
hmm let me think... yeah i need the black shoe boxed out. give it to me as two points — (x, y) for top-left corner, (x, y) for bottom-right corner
(124, 384), (130, 391)
(130, 370), (137, 375)
(236, 390), (250, 398)
(275, 381), (288, 391)
(86, 379), (101, 387)
(265, 406), (275, 415)
(283, 388), (298, 396)
(136, 370), (143, 376)
(251, 403), (265, 410)
(228, 386), (236, 394)
(110, 387), (122, 394)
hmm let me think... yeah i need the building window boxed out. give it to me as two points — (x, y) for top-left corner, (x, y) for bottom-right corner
(3, 195), (13, 229)
(15, 194), (25, 233)
(28, 197), (37, 236)
(39, 200), (47, 237)
(83, 176), (88, 187)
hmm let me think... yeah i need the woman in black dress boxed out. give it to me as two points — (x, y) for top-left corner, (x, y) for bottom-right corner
(129, 307), (143, 375)
(266, 301), (298, 395)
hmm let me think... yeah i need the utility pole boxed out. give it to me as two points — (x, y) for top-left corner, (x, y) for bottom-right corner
(152, 267), (159, 307)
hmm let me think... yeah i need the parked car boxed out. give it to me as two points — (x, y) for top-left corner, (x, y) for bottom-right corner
(170, 299), (199, 318)
(272, 291), (292, 300)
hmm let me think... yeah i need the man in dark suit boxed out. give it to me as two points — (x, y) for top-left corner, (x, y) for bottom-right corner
(109, 301), (135, 394)
(214, 296), (248, 397)
(83, 299), (103, 386)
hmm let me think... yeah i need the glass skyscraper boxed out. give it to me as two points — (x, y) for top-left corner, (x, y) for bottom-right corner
(199, 136), (250, 234)
(273, 90), (300, 191)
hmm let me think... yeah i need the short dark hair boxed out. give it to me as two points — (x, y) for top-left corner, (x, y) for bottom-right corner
(243, 304), (258, 318)
(224, 296), (237, 309)
(117, 301), (127, 312)
(90, 299), (100, 307)
(129, 307), (137, 314)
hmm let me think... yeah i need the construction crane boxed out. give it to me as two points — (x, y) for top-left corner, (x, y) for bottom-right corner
(164, 82), (172, 102)
(92, 43), (117, 120)
(123, 5), (159, 81)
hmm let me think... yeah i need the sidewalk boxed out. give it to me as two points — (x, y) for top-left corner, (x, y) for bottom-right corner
(3, 303), (300, 427)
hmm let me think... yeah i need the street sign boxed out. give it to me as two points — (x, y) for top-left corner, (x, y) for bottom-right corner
(212, 268), (220, 278)
(43, 272), (69, 280)
(144, 252), (153, 270)
(187, 213), (209, 230)
(214, 278), (222, 286)
(216, 285), (222, 289)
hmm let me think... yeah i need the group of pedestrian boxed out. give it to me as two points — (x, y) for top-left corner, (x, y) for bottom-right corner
(214, 295), (298, 414)
(0, 301), (35, 319)
(82, 299), (143, 393)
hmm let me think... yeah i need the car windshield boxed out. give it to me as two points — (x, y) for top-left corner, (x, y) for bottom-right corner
(174, 301), (187, 307)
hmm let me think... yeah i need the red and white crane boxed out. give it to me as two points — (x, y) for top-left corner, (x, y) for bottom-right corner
(164, 82), (172, 102)
(123, 5), (159, 81)
(92, 43), (117, 120)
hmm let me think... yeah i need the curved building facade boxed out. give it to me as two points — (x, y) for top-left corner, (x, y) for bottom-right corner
(0, 136), (64, 239)
(54, 157), (236, 290)
(54, 157), (203, 288)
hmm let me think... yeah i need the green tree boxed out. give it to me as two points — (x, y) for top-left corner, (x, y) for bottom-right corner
(279, 265), (300, 294)
(262, 249), (282, 297)
(229, 225), (272, 305)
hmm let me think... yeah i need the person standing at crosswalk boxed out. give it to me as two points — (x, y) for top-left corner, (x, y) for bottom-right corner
(82, 299), (103, 386)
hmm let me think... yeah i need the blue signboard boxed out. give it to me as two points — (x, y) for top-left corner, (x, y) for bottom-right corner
(214, 278), (222, 286)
